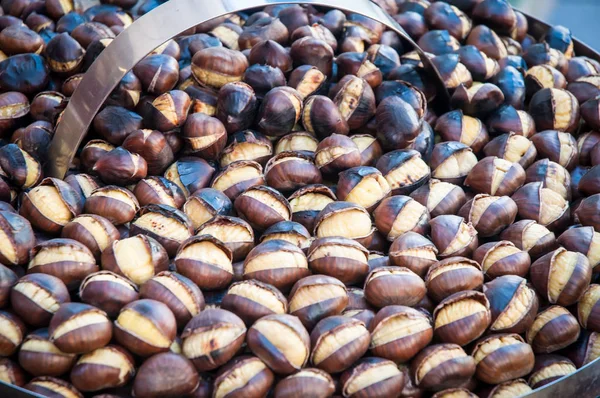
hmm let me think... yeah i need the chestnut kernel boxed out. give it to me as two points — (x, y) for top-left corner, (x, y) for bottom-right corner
(471, 333), (534, 385)
(364, 266), (426, 308)
(11, 273), (70, 327)
(433, 290), (491, 346)
(411, 344), (476, 391)
(425, 257), (484, 303)
(79, 271), (139, 318)
(526, 305), (580, 354)
(18, 329), (77, 377)
(133, 352), (200, 398)
(289, 275), (348, 330)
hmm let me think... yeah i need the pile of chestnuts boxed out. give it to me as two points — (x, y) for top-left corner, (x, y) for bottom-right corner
(2, 0), (600, 397)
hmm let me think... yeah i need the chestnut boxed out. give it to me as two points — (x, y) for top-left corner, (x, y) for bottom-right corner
(430, 141), (478, 185)
(430, 215), (478, 259)
(418, 30), (460, 56)
(374, 195), (429, 242)
(526, 305), (580, 354)
(578, 284), (600, 332)
(500, 219), (558, 259)
(243, 239), (310, 293)
(70, 345), (135, 392)
(133, 352), (200, 398)
(64, 173), (101, 201)
(335, 51), (383, 88)
(196, 215), (254, 262)
(351, 134), (383, 167)
(24, 377), (82, 398)
(139, 271), (205, 328)
(484, 275), (538, 334)
(310, 315), (370, 373)
(567, 329), (600, 368)
(369, 305), (432, 363)
(191, 46), (247, 89)
(0, 211), (35, 266)
(529, 88), (579, 133)
(11, 273), (70, 327)
(302, 95), (350, 139)
(457, 45), (499, 82)
(387, 232), (437, 278)
(221, 279), (287, 325)
(425, 257), (484, 303)
(464, 157), (524, 198)
(84, 185), (140, 225)
(525, 159), (571, 201)
(48, 302), (112, 354)
(481, 379), (532, 397)
(122, 129), (175, 175)
(28, 238), (98, 290)
(313, 201), (374, 247)
(215, 82), (257, 134)
(314, 134), (361, 176)
(165, 157), (215, 197)
(528, 354), (576, 389)
(578, 132), (600, 166)
(486, 104), (536, 137)
(239, 18), (288, 51)
(411, 344), (476, 391)
(473, 241), (531, 279)
(79, 271), (139, 318)
(530, 130), (578, 171)
(131, 53), (179, 94)
(275, 367), (335, 398)
(174, 234), (233, 291)
(433, 290), (491, 346)
(182, 188), (231, 230)
(376, 149), (430, 195)
(567, 75), (600, 104)
(93, 147), (148, 186)
(234, 185), (291, 231)
(133, 176), (186, 210)
(185, 84), (218, 116)
(289, 36), (333, 76)
(458, 194), (517, 237)
(0, 54), (50, 95)
(212, 355), (274, 398)
(451, 83), (504, 119)
(80, 140), (115, 171)
(30, 91), (65, 122)
(212, 160), (265, 200)
(512, 182), (570, 231)
(336, 166), (390, 212)
(102, 234), (169, 286)
(530, 247), (592, 307)
(221, 130), (272, 167)
(92, 105), (143, 145)
(435, 110), (489, 154)
(376, 95), (422, 151)
(523, 42), (568, 74)
(247, 313), (310, 374)
(45, 32), (84, 75)
(307, 237), (369, 285)
(257, 86), (303, 137)
(289, 275), (348, 330)
(558, 226), (600, 272)
(288, 184), (336, 231)
(0, 144), (43, 189)
(248, 39), (292, 74)
(364, 266), (426, 308)
(423, 2), (471, 40)
(576, 194), (600, 231)
(0, 310), (25, 356)
(181, 308), (245, 371)
(525, 65), (566, 98)
(471, 333), (535, 385)
(114, 299), (177, 357)
(289, 65), (327, 99)
(431, 53), (473, 89)
(0, 264), (16, 308)
(566, 56), (600, 82)
(331, 75), (376, 130)
(18, 328), (77, 377)
(409, 179), (465, 218)
(260, 220), (311, 251)
(61, 214), (120, 260)
(180, 114), (226, 160)
(275, 131), (318, 155)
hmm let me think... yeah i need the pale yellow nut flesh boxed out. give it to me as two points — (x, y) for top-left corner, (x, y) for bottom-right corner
(214, 359), (266, 398)
(370, 314), (431, 347)
(12, 282), (60, 313)
(116, 310), (171, 348)
(312, 324), (368, 364)
(227, 282), (286, 314)
(473, 335), (523, 364)
(435, 299), (488, 328)
(344, 362), (401, 396)
(252, 320), (308, 369)
(244, 250), (307, 273)
(492, 284), (534, 330)
(316, 210), (372, 239)
(289, 284), (346, 312)
(177, 241), (233, 272)
(529, 362), (576, 387)
(27, 186), (72, 226)
(51, 312), (109, 340)
(77, 347), (134, 383)
(416, 347), (467, 382)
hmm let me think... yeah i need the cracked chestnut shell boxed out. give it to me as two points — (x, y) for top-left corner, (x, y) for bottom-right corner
(528, 354), (576, 389)
(466, 156), (525, 197)
(216, 82), (258, 134)
(48, 302), (112, 354)
(289, 275), (348, 330)
(28, 238), (98, 290)
(576, 194), (600, 231)
(369, 305), (432, 363)
(84, 185), (140, 225)
(263, 148), (322, 190)
(340, 356), (404, 398)
(221, 279), (287, 326)
(484, 275), (538, 334)
(191, 46), (248, 89)
(376, 95), (422, 151)
(174, 234), (233, 291)
(196, 215), (254, 262)
(526, 305), (580, 354)
(18, 328), (77, 377)
(0, 310), (25, 356)
(211, 160), (265, 200)
(451, 83), (505, 119)
(11, 273), (70, 327)
(429, 215), (478, 259)
(314, 201), (374, 247)
(411, 344), (476, 392)
(530, 247), (592, 307)
(525, 159), (571, 200)
(79, 271), (139, 318)
(435, 110), (489, 154)
(430, 141), (478, 185)
(0, 211), (35, 266)
(376, 149), (431, 196)
(212, 355), (274, 398)
(433, 290), (491, 346)
(275, 367), (335, 398)
(20, 177), (82, 234)
(181, 113), (227, 161)
(525, 65), (567, 98)
(133, 176), (186, 210)
(181, 308), (245, 371)
(80, 140), (115, 171)
(567, 75), (600, 104)
(70, 344), (135, 392)
(65, 173), (101, 201)
(288, 184), (336, 232)
(483, 133), (537, 168)
(566, 329), (600, 368)
(487, 104), (536, 137)
(243, 239), (310, 293)
(389, 232), (437, 277)
(457, 194), (517, 237)
(24, 377), (82, 398)
(471, 333), (535, 385)
(221, 130), (273, 167)
(315, 134), (362, 176)
(331, 75), (376, 130)
(364, 266), (426, 308)
(234, 185), (291, 231)
(577, 284), (600, 332)
(257, 86), (303, 137)
(529, 88), (579, 133)
(140, 271), (205, 329)
(61, 214), (120, 260)
(114, 299), (177, 357)
(183, 187), (232, 230)
(247, 313), (310, 374)
(374, 195), (429, 242)
(92, 105), (143, 145)
(133, 352), (199, 398)
(500, 219), (558, 259)
(512, 182), (570, 232)
(473, 241), (531, 279)
(302, 95), (350, 139)
(336, 51), (383, 88)
(122, 129), (175, 175)
(558, 226), (600, 272)
(410, 179), (466, 218)
(102, 234), (169, 286)
(260, 220), (311, 252)
(425, 257), (484, 303)
(130, 204), (192, 257)
(531, 130), (578, 171)
(93, 147), (148, 186)
(310, 315), (370, 373)
(307, 236), (369, 285)
(289, 65), (327, 99)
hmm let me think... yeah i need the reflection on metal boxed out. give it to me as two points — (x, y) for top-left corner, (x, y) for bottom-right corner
(47, 0), (448, 179)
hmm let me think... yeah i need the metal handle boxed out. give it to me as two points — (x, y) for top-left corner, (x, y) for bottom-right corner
(46, 0), (448, 179)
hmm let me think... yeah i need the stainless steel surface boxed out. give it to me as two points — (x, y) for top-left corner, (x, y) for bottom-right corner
(0, 382), (43, 398)
(47, 0), (448, 179)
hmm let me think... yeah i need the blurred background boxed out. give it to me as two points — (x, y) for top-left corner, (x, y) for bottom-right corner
(510, 0), (600, 48)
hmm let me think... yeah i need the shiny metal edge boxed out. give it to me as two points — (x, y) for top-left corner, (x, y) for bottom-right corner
(0, 381), (44, 398)
(47, 0), (447, 179)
